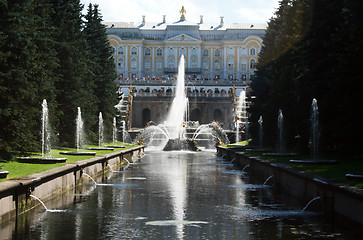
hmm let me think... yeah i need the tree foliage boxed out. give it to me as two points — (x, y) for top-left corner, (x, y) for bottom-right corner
(0, 0), (116, 159)
(250, 0), (363, 157)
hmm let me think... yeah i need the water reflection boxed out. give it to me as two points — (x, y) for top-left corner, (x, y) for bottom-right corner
(1, 150), (357, 239)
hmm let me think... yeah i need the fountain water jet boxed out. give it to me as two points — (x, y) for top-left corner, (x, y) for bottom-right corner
(19, 100), (67, 163)
(277, 109), (284, 153)
(258, 116), (263, 148)
(30, 194), (49, 211)
(76, 107), (84, 151)
(263, 175), (274, 185)
(164, 55), (188, 140)
(242, 164), (250, 171)
(98, 112), (104, 147)
(302, 197), (321, 212)
(310, 98), (319, 160)
(41, 99), (51, 157)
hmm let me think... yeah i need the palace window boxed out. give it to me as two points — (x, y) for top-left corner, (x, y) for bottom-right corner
(241, 47), (247, 56)
(144, 59), (151, 69)
(203, 49), (209, 56)
(250, 48), (256, 56)
(241, 60), (247, 71)
(156, 48), (163, 56)
(131, 58), (137, 68)
(228, 59), (234, 71)
(250, 59), (256, 69)
(117, 57), (124, 69)
(145, 48), (151, 56)
(156, 59), (162, 70)
(215, 49), (221, 57)
(214, 59), (221, 70)
(191, 58), (197, 68)
(202, 59), (209, 70)
(131, 47), (138, 55)
(118, 47), (124, 55)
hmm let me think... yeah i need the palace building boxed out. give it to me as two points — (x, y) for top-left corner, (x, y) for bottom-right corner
(105, 6), (266, 81)
(105, 7), (266, 131)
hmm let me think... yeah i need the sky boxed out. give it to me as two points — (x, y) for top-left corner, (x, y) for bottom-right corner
(80, 0), (280, 24)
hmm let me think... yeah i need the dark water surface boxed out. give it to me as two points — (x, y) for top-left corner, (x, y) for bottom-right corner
(5, 150), (357, 239)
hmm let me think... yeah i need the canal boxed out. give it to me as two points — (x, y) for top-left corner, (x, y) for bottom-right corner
(6, 150), (355, 239)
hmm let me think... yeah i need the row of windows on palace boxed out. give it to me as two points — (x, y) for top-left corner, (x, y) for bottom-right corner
(115, 57), (258, 71)
(111, 46), (259, 57)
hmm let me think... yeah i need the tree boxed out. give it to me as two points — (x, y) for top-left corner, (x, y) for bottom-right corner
(0, 0), (57, 159)
(84, 4), (117, 141)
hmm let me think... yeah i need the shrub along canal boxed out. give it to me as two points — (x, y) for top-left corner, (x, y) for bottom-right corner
(2, 150), (357, 239)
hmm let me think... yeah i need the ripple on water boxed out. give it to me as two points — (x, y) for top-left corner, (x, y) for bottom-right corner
(145, 220), (208, 227)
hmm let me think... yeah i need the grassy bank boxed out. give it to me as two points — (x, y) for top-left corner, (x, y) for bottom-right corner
(0, 144), (138, 182)
(224, 143), (363, 189)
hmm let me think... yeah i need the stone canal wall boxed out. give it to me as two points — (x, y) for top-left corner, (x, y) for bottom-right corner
(0, 146), (144, 224)
(217, 146), (363, 235)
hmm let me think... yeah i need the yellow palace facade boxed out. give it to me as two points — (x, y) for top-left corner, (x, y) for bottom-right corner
(105, 7), (266, 80)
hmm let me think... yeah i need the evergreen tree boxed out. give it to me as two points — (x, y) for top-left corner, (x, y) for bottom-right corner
(51, 0), (96, 146)
(0, 0), (57, 159)
(84, 4), (116, 141)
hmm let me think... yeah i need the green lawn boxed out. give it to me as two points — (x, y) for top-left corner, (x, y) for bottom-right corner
(0, 143), (138, 182)
(223, 144), (363, 189)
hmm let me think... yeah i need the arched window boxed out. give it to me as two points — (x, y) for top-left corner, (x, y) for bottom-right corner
(215, 49), (221, 57)
(203, 49), (209, 56)
(117, 57), (124, 69)
(131, 47), (138, 55)
(228, 59), (234, 71)
(144, 59), (151, 69)
(156, 48), (162, 56)
(250, 48), (256, 56)
(118, 47), (124, 55)
(214, 60), (221, 70)
(168, 57), (175, 68)
(156, 58), (162, 70)
(250, 59), (256, 69)
(145, 48), (151, 56)
(202, 59), (209, 70)
(131, 58), (137, 68)
(241, 47), (247, 56)
(191, 58), (197, 68)
(241, 60), (247, 71)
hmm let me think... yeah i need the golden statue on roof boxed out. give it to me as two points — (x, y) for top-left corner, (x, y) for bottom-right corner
(180, 6), (186, 21)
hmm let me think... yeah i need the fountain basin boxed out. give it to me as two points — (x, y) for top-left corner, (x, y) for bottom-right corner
(289, 160), (337, 164)
(86, 147), (114, 151)
(0, 170), (9, 179)
(163, 139), (200, 151)
(18, 157), (67, 164)
(59, 151), (97, 156)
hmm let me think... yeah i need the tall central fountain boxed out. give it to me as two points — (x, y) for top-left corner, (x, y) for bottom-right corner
(164, 55), (188, 139)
